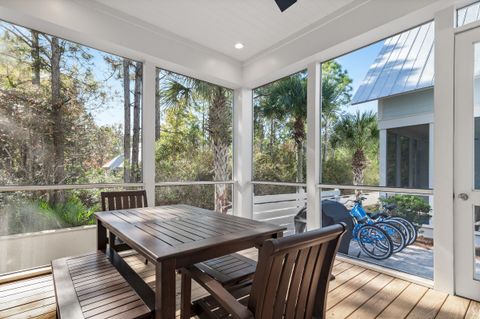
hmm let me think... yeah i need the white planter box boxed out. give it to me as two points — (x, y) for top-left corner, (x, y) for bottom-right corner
(0, 226), (97, 274)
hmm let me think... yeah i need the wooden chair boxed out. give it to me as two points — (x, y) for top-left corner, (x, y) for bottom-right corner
(181, 223), (346, 319)
(101, 190), (148, 212)
(101, 190), (148, 262)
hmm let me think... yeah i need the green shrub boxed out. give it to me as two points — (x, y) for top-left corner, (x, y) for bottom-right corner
(39, 195), (98, 227)
(0, 195), (63, 236)
(380, 194), (431, 225)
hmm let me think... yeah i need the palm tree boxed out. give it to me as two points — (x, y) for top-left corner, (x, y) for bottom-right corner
(160, 72), (232, 213)
(258, 72), (307, 183)
(331, 111), (378, 186)
(321, 61), (352, 162)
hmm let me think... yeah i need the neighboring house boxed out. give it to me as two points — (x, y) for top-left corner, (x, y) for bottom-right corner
(352, 21), (435, 238)
(352, 21), (434, 190)
(103, 146), (143, 173)
(102, 154), (124, 172)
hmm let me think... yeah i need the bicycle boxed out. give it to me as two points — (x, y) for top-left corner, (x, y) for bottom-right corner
(368, 203), (418, 246)
(347, 197), (407, 254)
(344, 198), (395, 260)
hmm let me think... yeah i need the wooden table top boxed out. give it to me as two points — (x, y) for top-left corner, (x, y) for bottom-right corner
(95, 204), (285, 265)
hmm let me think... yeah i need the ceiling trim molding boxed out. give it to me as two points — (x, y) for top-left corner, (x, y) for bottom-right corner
(243, 0), (371, 66)
(0, 0), (243, 88)
(242, 0), (455, 88)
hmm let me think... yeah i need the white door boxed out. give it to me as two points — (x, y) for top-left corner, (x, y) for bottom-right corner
(455, 26), (480, 301)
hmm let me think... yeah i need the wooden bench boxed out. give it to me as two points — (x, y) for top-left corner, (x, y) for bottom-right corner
(52, 252), (151, 319)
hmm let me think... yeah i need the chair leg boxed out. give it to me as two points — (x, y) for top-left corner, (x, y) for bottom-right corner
(145, 259), (148, 265)
(180, 272), (192, 319)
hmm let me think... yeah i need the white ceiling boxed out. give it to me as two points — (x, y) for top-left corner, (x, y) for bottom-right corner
(93, 0), (359, 62)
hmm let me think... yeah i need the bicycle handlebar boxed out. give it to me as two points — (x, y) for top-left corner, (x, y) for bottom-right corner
(343, 196), (367, 205)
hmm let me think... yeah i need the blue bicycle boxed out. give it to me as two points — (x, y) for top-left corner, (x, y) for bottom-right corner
(348, 197), (406, 259)
(368, 204), (418, 246)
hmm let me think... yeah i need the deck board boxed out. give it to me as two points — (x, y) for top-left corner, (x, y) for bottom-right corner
(0, 249), (477, 319)
(465, 300), (480, 319)
(435, 295), (471, 319)
(405, 289), (448, 319)
(377, 283), (429, 319)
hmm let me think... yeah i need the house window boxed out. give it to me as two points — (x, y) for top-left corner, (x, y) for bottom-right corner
(457, 2), (480, 27)
(251, 71), (307, 234)
(386, 125), (430, 189)
(0, 21), (143, 187)
(253, 71), (307, 185)
(0, 19), (143, 274)
(319, 21), (435, 280)
(321, 22), (434, 189)
(155, 69), (233, 213)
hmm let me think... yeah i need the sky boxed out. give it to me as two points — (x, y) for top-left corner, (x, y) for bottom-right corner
(92, 35), (386, 128)
(87, 50), (125, 127)
(335, 40), (384, 115)
(0, 19), (386, 129)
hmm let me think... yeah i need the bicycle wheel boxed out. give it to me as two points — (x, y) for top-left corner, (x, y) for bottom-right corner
(389, 217), (417, 245)
(383, 219), (409, 246)
(356, 225), (393, 260)
(374, 221), (406, 253)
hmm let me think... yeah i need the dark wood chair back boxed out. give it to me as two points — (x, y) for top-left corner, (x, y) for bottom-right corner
(248, 223), (346, 319)
(101, 190), (148, 211)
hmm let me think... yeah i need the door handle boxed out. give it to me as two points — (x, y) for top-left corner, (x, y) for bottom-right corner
(458, 193), (469, 201)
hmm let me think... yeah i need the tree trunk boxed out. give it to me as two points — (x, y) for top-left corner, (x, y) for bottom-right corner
(293, 117), (306, 183)
(155, 69), (161, 141)
(213, 143), (229, 213)
(50, 36), (65, 205)
(27, 30), (41, 182)
(296, 141), (304, 183)
(31, 31), (41, 86)
(269, 119), (275, 156)
(131, 61), (142, 182)
(352, 148), (367, 186)
(256, 115), (265, 153)
(209, 87), (231, 213)
(322, 116), (328, 163)
(123, 59), (131, 183)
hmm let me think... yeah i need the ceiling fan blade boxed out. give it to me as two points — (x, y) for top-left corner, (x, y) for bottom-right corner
(275, 0), (297, 12)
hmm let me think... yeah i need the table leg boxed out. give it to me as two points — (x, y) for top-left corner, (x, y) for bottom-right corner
(97, 220), (107, 252)
(155, 259), (176, 319)
(180, 272), (192, 319)
(109, 232), (116, 259)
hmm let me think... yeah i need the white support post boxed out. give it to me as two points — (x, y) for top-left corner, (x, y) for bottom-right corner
(429, 123), (434, 189)
(306, 62), (321, 230)
(379, 129), (387, 187)
(142, 62), (156, 206)
(233, 88), (253, 219)
(433, 6), (455, 294)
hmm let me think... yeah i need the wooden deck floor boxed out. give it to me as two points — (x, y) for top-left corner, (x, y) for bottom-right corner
(0, 250), (479, 319)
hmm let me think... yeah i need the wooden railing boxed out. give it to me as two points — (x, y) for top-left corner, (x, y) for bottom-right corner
(253, 189), (340, 235)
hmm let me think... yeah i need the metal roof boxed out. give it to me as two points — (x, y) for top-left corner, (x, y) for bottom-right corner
(102, 154), (124, 170)
(351, 21), (434, 105)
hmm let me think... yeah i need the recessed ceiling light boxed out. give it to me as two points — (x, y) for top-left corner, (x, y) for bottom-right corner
(234, 43), (244, 50)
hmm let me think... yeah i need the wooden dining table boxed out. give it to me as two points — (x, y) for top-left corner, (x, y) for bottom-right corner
(94, 204), (286, 319)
